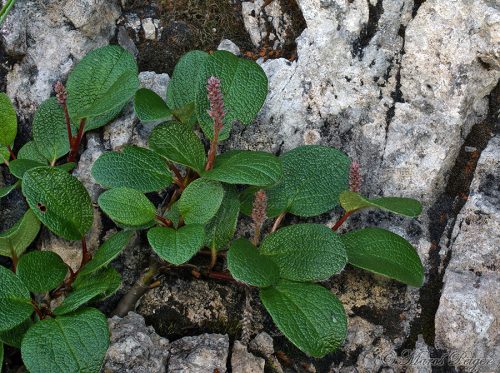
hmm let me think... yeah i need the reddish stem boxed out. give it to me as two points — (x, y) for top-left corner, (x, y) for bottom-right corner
(67, 118), (86, 162)
(79, 237), (91, 269)
(62, 102), (74, 148)
(155, 215), (173, 227)
(168, 163), (185, 190)
(332, 211), (353, 231)
(31, 300), (44, 320)
(6, 145), (16, 160)
(205, 127), (220, 171)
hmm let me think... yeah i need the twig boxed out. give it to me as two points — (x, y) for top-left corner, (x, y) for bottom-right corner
(271, 212), (286, 233)
(155, 215), (173, 227)
(332, 211), (353, 231)
(67, 118), (86, 162)
(6, 144), (16, 160)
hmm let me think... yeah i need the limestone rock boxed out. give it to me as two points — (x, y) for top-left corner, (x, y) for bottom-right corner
(104, 312), (169, 373)
(63, 0), (120, 38)
(231, 340), (265, 373)
(249, 332), (274, 357)
(168, 333), (229, 373)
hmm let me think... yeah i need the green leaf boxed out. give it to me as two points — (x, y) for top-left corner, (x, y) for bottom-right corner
(21, 307), (109, 373)
(265, 145), (350, 217)
(178, 178), (224, 224)
(149, 121), (206, 173)
(16, 251), (68, 293)
(8, 159), (46, 179)
(92, 146), (173, 192)
(17, 141), (46, 163)
(202, 150), (282, 187)
(167, 50), (209, 126)
(79, 231), (134, 276)
(195, 51), (268, 141)
(54, 267), (121, 316)
(66, 45), (139, 120)
(204, 185), (240, 250)
(260, 224), (347, 282)
(57, 162), (76, 173)
(148, 224), (205, 265)
(340, 227), (424, 287)
(0, 181), (18, 198)
(23, 167), (94, 240)
(261, 281), (347, 358)
(172, 102), (195, 126)
(227, 239), (279, 287)
(0, 92), (17, 146)
(164, 201), (182, 228)
(32, 97), (70, 163)
(134, 88), (172, 122)
(340, 191), (422, 217)
(85, 103), (124, 132)
(0, 317), (32, 348)
(98, 187), (156, 227)
(0, 144), (10, 164)
(0, 209), (41, 258)
(0, 266), (33, 332)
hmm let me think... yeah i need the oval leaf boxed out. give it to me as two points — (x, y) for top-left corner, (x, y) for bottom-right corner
(16, 251), (68, 293)
(340, 227), (424, 287)
(92, 146), (173, 192)
(260, 224), (347, 282)
(0, 317), (32, 348)
(66, 45), (139, 120)
(98, 187), (156, 227)
(0, 181), (19, 199)
(79, 231), (134, 276)
(265, 145), (350, 217)
(195, 51), (268, 140)
(340, 191), (422, 217)
(21, 308), (109, 373)
(167, 50), (209, 126)
(260, 281), (347, 358)
(23, 167), (94, 240)
(54, 268), (121, 315)
(149, 121), (206, 173)
(0, 209), (41, 258)
(134, 88), (172, 122)
(202, 150), (282, 186)
(17, 141), (47, 163)
(0, 92), (17, 146)
(204, 185), (240, 250)
(8, 159), (46, 179)
(227, 239), (279, 287)
(179, 178), (224, 225)
(0, 266), (33, 332)
(32, 97), (70, 163)
(148, 224), (205, 265)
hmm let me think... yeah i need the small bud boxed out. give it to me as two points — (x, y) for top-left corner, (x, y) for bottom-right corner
(54, 81), (67, 105)
(207, 76), (225, 131)
(349, 161), (361, 193)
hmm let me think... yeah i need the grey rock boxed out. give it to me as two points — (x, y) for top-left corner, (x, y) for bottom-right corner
(104, 312), (169, 373)
(142, 18), (157, 40)
(218, 39), (241, 56)
(63, 0), (120, 38)
(249, 332), (274, 357)
(231, 340), (265, 373)
(0, 0), (28, 56)
(406, 336), (432, 373)
(168, 333), (229, 373)
(434, 135), (499, 371)
(118, 26), (139, 57)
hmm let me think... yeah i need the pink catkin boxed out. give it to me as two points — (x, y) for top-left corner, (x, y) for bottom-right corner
(252, 189), (268, 228)
(349, 161), (361, 192)
(54, 81), (67, 105)
(207, 76), (225, 131)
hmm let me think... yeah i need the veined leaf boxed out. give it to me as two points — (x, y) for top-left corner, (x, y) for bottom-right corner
(23, 167), (94, 240)
(0, 181), (19, 199)
(204, 185), (240, 250)
(164, 201), (181, 228)
(166, 50), (209, 126)
(0, 144), (10, 164)
(260, 224), (347, 282)
(149, 121), (206, 173)
(8, 159), (46, 179)
(196, 51), (268, 141)
(265, 145), (350, 217)
(0, 266), (33, 332)
(79, 231), (134, 276)
(202, 150), (282, 187)
(85, 103), (124, 132)
(0, 317), (32, 348)
(92, 146), (173, 192)
(340, 227), (424, 287)
(32, 97), (70, 163)
(98, 187), (156, 227)
(178, 178), (224, 225)
(134, 88), (171, 122)
(17, 251), (68, 293)
(227, 239), (279, 287)
(66, 45), (139, 120)
(54, 267), (121, 316)
(260, 280), (347, 358)
(17, 141), (46, 163)
(21, 308), (109, 373)
(0, 92), (17, 146)
(148, 224), (205, 265)
(0, 209), (41, 258)
(340, 191), (422, 217)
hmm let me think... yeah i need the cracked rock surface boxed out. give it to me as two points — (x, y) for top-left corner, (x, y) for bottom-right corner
(1, 0), (499, 372)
